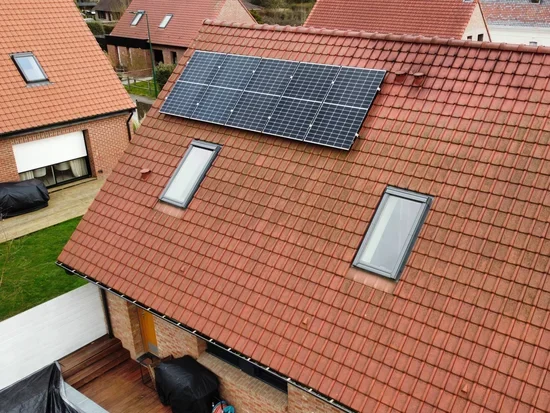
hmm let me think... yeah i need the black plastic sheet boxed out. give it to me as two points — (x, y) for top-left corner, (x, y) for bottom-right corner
(0, 179), (49, 218)
(155, 356), (220, 413)
(0, 362), (81, 413)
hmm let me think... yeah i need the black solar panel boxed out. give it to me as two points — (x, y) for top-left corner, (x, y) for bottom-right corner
(211, 54), (261, 90)
(305, 104), (368, 150)
(179, 51), (226, 85)
(226, 92), (279, 132)
(160, 51), (386, 150)
(282, 63), (340, 101)
(325, 67), (386, 109)
(263, 98), (321, 141)
(192, 87), (242, 125)
(161, 82), (207, 118)
(245, 59), (298, 96)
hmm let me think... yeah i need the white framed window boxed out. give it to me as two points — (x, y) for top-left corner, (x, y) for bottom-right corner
(131, 11), (144, 26)
(529, 41), (538, 46)
(353, 187), (432, 280)
(160, 141), (221, 208)
(159, 14), (173, 28)
(12, 53), (48, 83)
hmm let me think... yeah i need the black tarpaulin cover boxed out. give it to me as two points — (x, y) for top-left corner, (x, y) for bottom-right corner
(0, 362), (81, 413)
(155, 356), (220, 413)
(0, 179), (49, 218)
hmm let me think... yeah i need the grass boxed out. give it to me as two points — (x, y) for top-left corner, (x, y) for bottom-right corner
(0, 217), (86, 321)
(123, 79), (157, 99)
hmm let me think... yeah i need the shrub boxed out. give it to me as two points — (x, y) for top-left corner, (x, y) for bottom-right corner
(86, 20), (105, 36)
(156, 63), (176, 90)
(250, 9), (264, 23)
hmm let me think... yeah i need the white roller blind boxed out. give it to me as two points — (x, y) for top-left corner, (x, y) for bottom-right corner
(12, 131), (87, 173)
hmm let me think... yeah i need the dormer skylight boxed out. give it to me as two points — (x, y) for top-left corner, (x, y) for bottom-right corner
(12, 52), (48, 84)
(353, 187), (432, 280)
(131, 10), (144, 26)
(159, 14), (173, 28)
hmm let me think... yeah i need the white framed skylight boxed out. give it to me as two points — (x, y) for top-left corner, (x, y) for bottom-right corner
(12, 52), (48, 83)
(159, 14), (173, 28)
(131, 10), (144, 26)
(160, 140), (221, 208)
(353, 187), (432, 280)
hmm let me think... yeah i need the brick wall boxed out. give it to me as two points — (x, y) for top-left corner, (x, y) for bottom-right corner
(218, 0), (256, 24)
(153, 316), (206, 359)
(0, 114), (130, 183)
(198, 353), (288, 413)
(106, 294), (144, 359)
(287, 385), (343, 413)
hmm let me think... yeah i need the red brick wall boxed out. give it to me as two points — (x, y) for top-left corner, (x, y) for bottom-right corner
(0, 114), (130, 183)
(106, 294), (144, 359)
(287, 385), (344, 413)
(153, 316), (206, 359)
(198, 353), (288, 413)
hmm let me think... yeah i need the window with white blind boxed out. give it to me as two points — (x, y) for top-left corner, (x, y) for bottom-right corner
(353, 187), (432, 280)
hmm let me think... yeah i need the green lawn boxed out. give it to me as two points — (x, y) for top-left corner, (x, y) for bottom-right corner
(0, 217), (86, 321)
(123, 79), (157, 99)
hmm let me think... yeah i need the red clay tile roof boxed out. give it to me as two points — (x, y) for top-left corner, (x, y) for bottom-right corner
(60, 21), (550, 413)
(305, 0), (478, 38)
(0, 0), (135, 136)
(481, 0), (550, 27)
(110, 0), (255, 48)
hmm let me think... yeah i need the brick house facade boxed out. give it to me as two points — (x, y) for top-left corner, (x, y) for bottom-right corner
(1, 0), (135, 188)
(0, 114), (131, 184)
(106, 0), (255, 76)
(106, 292), (342, 412)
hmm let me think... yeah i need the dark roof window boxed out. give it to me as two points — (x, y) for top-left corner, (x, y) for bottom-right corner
(353, 187), (432, 280)
(12, 53), (48, 83)
(160, 140), (221, 208)
(159, 14), (173, 28)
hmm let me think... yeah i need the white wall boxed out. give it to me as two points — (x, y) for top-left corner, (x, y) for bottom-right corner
(463, 4), (490, 41)
(0, 284), (107, 389)
(488, 25), (550, 46)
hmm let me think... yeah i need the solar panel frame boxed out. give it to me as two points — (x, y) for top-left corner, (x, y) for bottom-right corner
(160, 50), (386, 151)
(304, 104), (369, 150)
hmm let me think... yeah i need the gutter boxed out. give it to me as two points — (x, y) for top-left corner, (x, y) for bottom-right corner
(0, 109), (134, 140)
(56, 261), (357, 413)
(125, 111), (134, 141)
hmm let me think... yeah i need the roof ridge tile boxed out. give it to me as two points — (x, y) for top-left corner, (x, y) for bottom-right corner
(203, 19), (550, 55)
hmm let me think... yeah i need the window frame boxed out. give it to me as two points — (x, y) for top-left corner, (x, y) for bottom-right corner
(11, 52), (48, 84)
(130, 10), (144, 26)
(353, 186), (432, 280)
(159, 140), (221, 209)
(159, 14), (173, 28)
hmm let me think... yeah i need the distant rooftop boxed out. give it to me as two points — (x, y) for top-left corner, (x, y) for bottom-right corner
(481, 0), (550, 26)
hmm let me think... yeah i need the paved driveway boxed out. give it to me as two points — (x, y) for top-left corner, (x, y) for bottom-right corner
(0, 178), (104, 243)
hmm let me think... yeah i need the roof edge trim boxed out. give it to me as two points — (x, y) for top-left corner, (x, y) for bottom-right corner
(56, 260), (357, 413)
(201, 19), (550, 53)
(0, 108), (135, 139)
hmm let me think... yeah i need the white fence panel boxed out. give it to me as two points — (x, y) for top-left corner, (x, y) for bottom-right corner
(0, 284), (107, 389)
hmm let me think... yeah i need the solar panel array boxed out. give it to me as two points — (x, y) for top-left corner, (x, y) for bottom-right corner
(161, 51), (386, 150)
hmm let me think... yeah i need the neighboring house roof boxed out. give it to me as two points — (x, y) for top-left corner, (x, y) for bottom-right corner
(0, 0), (134, 136)
(110, 0), (255, 48)
(59, 20), (550, 413)
(94, 0), (129, 13)
(481, 0), (550, 27)
(304, 0), (478, 38)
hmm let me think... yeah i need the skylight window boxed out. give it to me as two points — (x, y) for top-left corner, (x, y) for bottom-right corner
(12, 53), (48, 83)
(159, 14), (173, 28)
(353, 187), (432, 280)
(160, 141), (221, 208)
(131, 11), (144, 26)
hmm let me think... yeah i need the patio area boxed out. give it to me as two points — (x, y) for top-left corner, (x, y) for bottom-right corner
(77, 359), (171, 413)
(0, 178), (104, 243)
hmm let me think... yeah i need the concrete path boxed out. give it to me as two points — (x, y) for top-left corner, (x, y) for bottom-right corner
(0, 178), (104, 243)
